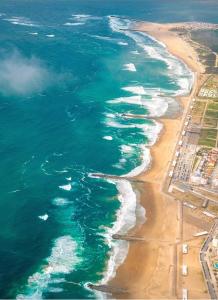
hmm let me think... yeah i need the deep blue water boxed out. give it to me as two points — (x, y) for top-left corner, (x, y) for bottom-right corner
(0, 0), (217, 298)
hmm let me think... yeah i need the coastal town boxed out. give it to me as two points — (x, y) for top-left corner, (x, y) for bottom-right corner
(166, 72), (218, 300)
(156, 21), (218, 299)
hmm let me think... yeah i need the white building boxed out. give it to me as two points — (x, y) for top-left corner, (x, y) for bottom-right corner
(182, 244), (188, 254)
(182, 265), (188, 276)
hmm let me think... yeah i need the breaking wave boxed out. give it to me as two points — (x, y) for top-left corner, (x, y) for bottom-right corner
(17, 236), (80, 299)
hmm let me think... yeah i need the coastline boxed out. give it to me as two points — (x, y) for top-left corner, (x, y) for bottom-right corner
(108, 22), (206, 299)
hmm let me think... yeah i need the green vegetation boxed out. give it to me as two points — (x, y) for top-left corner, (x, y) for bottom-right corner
(207, 102), (218, 110)
(198, 138), (216, 148)
(198, 128), (217, 148)
(205, 109), (218, 119)
(200, 128), (217, 139)
(203, 118), (217, 128)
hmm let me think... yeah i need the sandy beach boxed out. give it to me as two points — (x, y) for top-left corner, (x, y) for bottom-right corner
(109, 22), (208, 299)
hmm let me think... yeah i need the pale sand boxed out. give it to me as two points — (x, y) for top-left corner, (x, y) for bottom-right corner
(109, 23), (209, 299)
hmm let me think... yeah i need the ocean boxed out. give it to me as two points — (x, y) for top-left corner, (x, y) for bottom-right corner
(0, 0), (217, 298)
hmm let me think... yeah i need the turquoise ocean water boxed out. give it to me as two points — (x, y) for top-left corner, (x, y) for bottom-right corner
(0, 0), (217, 298)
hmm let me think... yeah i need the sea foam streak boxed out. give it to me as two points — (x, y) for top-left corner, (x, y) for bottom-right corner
(64, 22), (85, 26)
(122, 86), (146, 95)
(123, 63), (136, 72)
(52, 197), (70, 206)
(103, 135), (113, 141)
(124, 146), (151, 177)
(59, 184), (72, 191)
(4, 16), (39, 27)
(38, 214), (49, 221)
(17, 236), (80, 299)
(100, 179), (140, 284)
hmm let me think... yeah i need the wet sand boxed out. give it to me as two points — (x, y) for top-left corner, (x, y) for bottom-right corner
(109, 22), (207, 299)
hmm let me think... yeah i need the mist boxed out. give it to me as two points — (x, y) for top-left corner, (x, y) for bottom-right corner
(0, 51), (50, 96)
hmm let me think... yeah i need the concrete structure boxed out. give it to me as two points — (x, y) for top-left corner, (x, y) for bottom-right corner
(203, 211), (216, 219)
(183, 202), (196, 210)
(172, 160), (177, 167)
(182, 288), (188, 300)
(194, 231), (208, 237)
(182, 244), (188, 254)
(175, 151), (180, 157)
(182, 265), (188, 276)
(169, 170), (174, 177)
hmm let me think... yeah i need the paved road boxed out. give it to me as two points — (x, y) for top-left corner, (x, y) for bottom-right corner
(200, 222), (218, 299)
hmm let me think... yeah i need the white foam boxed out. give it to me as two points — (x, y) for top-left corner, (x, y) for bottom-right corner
(55, 169), (68, 173)
(29, 32), (38, 35)
(66, 177), (72, 181)
(47, 287), (63, 293)
(59, 184), (72, 191)
(106, 119), (162, 145)
(120, 145), (133, 153)
(70, 14), (101, 23)
(64, 22), (85, 26)
(99, 145), (150, 284)
(145, 97), (169, 117)
(71, 14), (91, 19)
(108, 91), (169, 117)
(103, 135), (113, 141)
(100, 179), (139, 284)
(4, 16), (38, 27)
(17, 236), (80, 299)
(46, 34), (55, 38)
(38, 214), (49, 221)
(131, 50), (139, 55)
(120, 158), (127, 163)
(135, 35), (193, 95)
(117, 41), (128, 46)
(8, 189), (20, 194)
(122, 86), (146, 95)
(52, 197), (70, 206)
(123, 63), (136, 72)
(143, 121), (163, 146)
(88, 34), (118, 43)
(105, 112), (116, 118)
(124, 146), (151, 177)
(108, 15), (131, 33)
(140, 32), (166, 48)
(108, 16), (193, 96)
(108, 95), (142, 105)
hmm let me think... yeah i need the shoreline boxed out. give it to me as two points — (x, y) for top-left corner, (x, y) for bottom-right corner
(108, 22), (205, 299)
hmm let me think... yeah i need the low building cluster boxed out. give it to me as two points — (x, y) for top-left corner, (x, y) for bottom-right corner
(198, 87), (218, 98)
(190, 148), (218, 187)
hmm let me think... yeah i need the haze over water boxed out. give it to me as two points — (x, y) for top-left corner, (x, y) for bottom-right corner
(0, 0), (217, 298)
